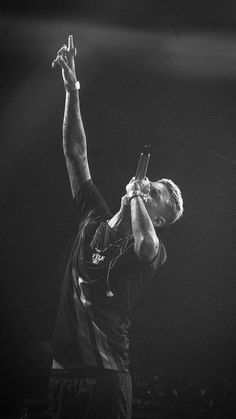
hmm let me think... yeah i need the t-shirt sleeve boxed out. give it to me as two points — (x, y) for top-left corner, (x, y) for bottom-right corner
(148, 239), (167, 272)
(134, 239), (167, 275)
(74, 179), (112, 221)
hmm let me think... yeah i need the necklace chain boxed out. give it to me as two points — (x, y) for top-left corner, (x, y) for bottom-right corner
(90, 221), (133, 265)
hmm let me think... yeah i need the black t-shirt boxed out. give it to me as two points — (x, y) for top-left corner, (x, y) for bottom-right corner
(51, 180), (167, 372)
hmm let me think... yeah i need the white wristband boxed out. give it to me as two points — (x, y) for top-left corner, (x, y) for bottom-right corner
(64, 81), (80, 92)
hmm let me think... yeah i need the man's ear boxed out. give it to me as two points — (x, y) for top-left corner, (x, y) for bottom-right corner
(154, 216), (166, 228)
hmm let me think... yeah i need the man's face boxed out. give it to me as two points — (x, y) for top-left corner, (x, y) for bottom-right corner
(146, 181), (171, 227)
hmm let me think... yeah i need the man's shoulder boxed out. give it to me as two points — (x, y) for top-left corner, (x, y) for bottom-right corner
(121, 238), (167, 272)
(74, 179), (112, 221)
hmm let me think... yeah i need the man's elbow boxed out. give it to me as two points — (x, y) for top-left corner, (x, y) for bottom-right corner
(134, 236), (159, 262)
(64, 143), (87, 160)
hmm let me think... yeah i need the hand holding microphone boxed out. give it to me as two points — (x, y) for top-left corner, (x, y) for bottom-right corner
(126, 145), (151, 203)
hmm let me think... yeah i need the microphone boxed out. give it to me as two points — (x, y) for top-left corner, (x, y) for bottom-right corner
(135, 144), (151, 180)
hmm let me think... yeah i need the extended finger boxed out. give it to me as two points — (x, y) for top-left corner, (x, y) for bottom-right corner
(68, 35), (74, 50)
(68, 36), (77, 58)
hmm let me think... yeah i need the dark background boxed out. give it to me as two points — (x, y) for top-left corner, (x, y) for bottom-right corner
(0, 0), (235, 413)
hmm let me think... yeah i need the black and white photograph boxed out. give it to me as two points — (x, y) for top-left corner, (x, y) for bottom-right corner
(0, 2), (235, 418)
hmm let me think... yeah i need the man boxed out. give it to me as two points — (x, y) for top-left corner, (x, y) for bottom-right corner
(49, 35), (183, 419)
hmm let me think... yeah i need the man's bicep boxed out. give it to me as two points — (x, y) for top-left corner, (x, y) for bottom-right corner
(150, 241), (167, 271)
(66, 157), (91, 197)
(74, 179), (112, 221)
(135, 239), (167, 271)
(134, 234), (160, 264)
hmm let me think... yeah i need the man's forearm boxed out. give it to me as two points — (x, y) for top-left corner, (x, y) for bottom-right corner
(130, 196), (159, 261)
(62, 90), (91, 196)
(63, 90), (87, 159)
(53, 36), (91, 195)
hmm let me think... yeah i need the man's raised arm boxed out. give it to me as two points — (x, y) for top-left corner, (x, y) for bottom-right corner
(52, 35), (91, 197)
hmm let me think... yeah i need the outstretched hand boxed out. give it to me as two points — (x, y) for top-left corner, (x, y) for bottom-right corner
(52, 35), (77, 83)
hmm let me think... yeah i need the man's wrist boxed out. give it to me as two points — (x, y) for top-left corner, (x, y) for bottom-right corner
(128, 191), (149, 204)
(64, 80), (80, 92)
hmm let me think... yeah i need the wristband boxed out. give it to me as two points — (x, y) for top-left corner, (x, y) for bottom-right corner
(128, 191), (149, 204)
(64, 81), (80, 92)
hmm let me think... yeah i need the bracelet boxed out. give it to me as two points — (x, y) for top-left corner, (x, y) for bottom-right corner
(128, 191), (149, 204)
(64, 81), (80, 92)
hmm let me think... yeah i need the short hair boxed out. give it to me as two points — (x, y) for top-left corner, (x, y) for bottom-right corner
(157, 178), (184, 225)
